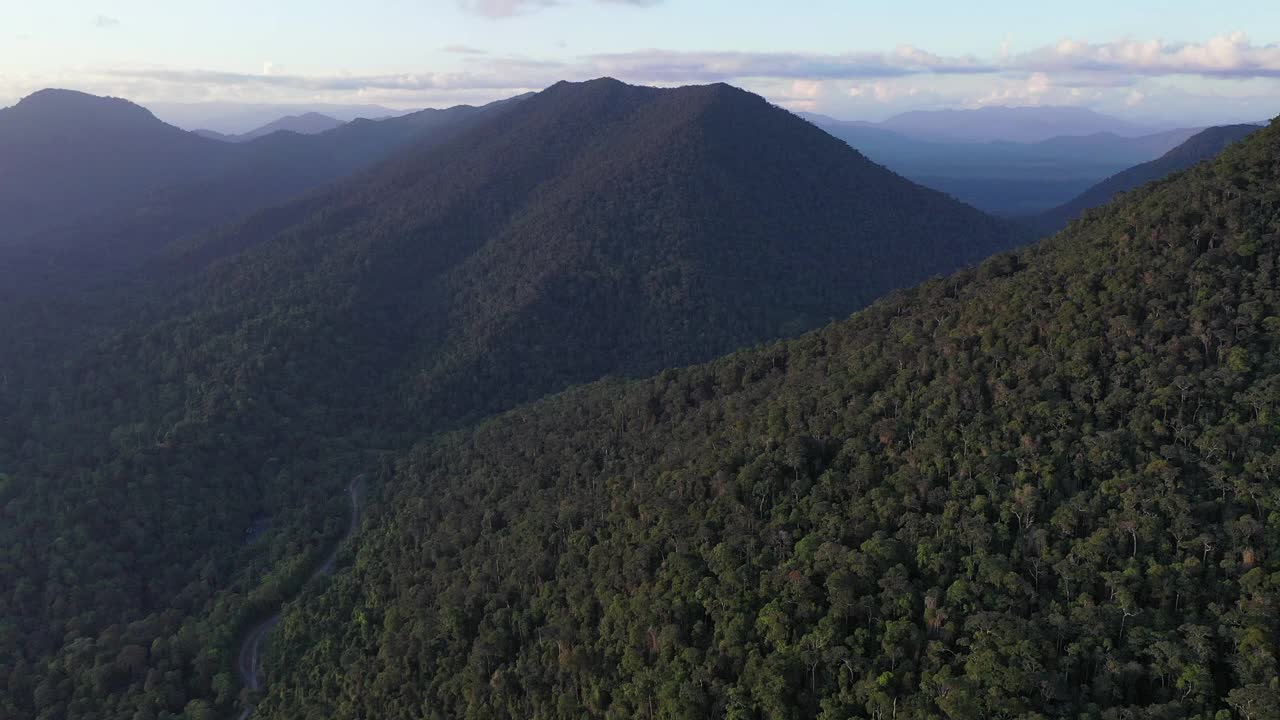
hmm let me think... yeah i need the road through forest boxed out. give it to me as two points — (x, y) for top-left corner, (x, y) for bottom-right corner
(235, 478), (362, 719)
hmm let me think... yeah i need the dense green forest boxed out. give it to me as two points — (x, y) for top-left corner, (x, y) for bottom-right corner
(256, 118), (1280, 719)
(0, 79), (1024, 719)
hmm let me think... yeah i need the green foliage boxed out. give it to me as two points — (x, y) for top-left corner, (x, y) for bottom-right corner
(256, 117), (1280, 718)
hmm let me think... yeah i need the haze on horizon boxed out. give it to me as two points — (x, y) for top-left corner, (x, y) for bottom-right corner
(4, 0), (1280, 126)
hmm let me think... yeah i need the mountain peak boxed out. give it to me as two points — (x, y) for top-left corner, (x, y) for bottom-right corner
(4, 87), (173, 137)
(14, 87), (152, 117)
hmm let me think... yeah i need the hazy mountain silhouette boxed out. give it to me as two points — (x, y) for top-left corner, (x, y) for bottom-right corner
(197, 112), (346, 142)
(803, 111), (1201, 214)
(150, 100), (404, 134)
(878, 105), (1156, 143)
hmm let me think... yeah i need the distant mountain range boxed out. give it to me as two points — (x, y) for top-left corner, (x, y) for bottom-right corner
(195, 112), (346, 142)
(1031, 123), (1264, 234)
(149, 100), (407, 134)
(803, 110), (1203, 214)
(868, 105), (1159, 143)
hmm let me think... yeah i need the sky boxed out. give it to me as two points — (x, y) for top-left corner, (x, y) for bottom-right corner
(3, 0), (1280, 125)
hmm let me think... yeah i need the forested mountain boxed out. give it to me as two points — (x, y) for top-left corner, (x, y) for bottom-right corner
(0, 89), (228, 241)
(803, 112), (1200, 215)
(157, 77), (1023, 427)
(0, 78), (1023, 720)
(257, 118), (1280, 719)
(1033, 124), (1263, 234)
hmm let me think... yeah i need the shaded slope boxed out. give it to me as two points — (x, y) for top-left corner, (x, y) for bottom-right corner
(1033, 123), (1263, 234)
(0, 89), (227, 240)
(261, 118), (1280, 719)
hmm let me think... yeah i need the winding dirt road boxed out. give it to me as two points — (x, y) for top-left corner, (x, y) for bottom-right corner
(235, 477), (363, 719)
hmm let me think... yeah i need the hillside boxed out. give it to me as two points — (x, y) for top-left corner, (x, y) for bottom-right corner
(1034, 124), (1263, 234)
(0, 78), (1024, 720)
(0, 89), (228, 240)
(257, 118), (1280, 719)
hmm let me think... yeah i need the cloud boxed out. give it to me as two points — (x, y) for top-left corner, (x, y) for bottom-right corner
(104, 67), (555, 93)
(93, 15), (120, 29)
(585, 47), (995, 84)
(94, 33), (1280, 101)
(19, 31), (1276, 124)
(973, 71), (1052, 107)
(459, 0), (660, 18)
(460, 0), (556, 17)
(1016, 32), (1280, 79)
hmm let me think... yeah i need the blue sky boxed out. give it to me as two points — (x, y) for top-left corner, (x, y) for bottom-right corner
(4, 0), (1279, 123)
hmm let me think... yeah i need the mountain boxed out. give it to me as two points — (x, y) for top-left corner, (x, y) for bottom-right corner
(878, 105), (1156, 143)
(803, 112), (1199, 215)
(226, 112), (346, 142)
(0, 89), (228, 240)
(193, 127), (237, 141)
(1032, 124), (1263, 234)
(0, 78), (1024, 720)
(0, 91), (513, 297)
(257, 115), (1280, 719)
(1032, 127), (1202, 157)
(158, 78), (1025, 427)
(150, 100), (405, 134)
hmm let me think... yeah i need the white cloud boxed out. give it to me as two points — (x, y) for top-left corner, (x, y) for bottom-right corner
(93, 15), (120, 29)
(459, 0), (659, 18)
(974, 71), (1053, 107)
(1019, 32), (1280, 78)
(8, 31), (1279, 123)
